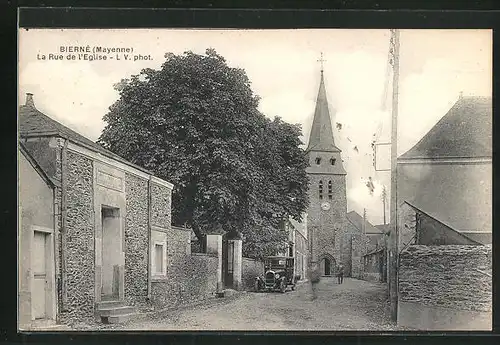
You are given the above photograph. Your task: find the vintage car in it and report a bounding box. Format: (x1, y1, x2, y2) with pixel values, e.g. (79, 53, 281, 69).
(254, 256, 300, 293)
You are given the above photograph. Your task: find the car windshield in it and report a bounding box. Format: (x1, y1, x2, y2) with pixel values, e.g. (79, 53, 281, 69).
(265, 259, 286, 268)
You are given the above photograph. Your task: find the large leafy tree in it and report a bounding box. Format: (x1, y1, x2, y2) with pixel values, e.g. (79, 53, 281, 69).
(98, 48, 308, 258)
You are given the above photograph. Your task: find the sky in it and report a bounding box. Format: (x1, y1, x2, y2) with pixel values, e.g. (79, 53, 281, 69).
(18, 29, 492, 226)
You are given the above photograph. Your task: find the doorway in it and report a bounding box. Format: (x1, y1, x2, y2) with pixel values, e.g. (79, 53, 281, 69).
(31, 229, 54, 321)
(324, 258, 331, 276)
(319, 255, 336, 276)
(222, 239, 234, 288)
(101, 207, 121, 300)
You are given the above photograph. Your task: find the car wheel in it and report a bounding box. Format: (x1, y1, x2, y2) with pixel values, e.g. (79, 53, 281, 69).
(280, 280, 286, 293)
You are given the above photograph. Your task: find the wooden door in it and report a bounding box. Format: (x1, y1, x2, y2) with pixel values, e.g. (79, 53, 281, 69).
(223, 239, 234, 288)
(324, 258, 331, 276)
(32, 231, 47, 319)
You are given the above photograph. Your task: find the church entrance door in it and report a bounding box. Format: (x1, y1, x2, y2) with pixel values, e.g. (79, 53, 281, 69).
(324, 258, 331, 276)
(319, 255, 335, 276)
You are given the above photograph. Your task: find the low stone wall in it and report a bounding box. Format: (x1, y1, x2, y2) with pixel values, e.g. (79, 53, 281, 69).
(241, 257, 264, 291)
(398, 245, 492, 330)
(151, 253, 218, 309)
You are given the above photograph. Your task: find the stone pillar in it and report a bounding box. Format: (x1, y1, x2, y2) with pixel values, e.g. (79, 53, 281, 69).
(229, 239, 243, 291)
(206, 234, 223, 293)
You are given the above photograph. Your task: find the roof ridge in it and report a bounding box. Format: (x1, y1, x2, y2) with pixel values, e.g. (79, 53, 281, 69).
(346, 210, 382, 233)
(19, 104, 88, 140)
(460, 95, 492, 99)
(18, 105, 171, 181)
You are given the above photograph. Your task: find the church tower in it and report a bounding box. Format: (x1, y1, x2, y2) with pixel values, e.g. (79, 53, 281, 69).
(306, 61, 347, 276)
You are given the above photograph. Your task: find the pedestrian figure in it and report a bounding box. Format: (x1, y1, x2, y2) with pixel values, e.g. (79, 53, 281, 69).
(309, 262, 321, 301)
(337, 264, 344, 284)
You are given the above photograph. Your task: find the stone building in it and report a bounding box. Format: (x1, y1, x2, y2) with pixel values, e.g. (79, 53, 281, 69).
(396, 95, 492, 330)
(341, 211, 388, 283)
(286, 216, 308, 281)
(344, 211, 381, 278)
(18, 94, 179, 328)
(397, 95, 492, 246)
(305, 68, 364, 277)
(362, 247, 386, 283)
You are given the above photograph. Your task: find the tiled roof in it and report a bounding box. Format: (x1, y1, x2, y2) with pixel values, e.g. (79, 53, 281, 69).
(18, 104, 156, 177)
(456, 232, 491, 245)
(375, 224, 390, 234)
(289, 217, 308, 240)
(399, 96, 492, 160)
(19, 105, 100, 148)
(19, 142, 57, 187)
(403, 201, 483, 245)
(346, 211, 383, 234)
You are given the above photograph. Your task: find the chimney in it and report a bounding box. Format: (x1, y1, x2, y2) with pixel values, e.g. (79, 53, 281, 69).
(459, 91, 464, 99)
(25, 93, 35, 107)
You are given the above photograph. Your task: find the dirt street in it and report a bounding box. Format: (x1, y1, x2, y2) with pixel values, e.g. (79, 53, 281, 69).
(108, 277, 412, 331)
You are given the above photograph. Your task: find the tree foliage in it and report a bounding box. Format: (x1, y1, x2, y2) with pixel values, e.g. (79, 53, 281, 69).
(98, 48, 309, 258)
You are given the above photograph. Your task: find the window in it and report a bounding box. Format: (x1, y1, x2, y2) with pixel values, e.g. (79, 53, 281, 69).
(328, 180, 333, 199)
(315, 157, 322, 165)
(319, 180, 323, 199)
(330, 158, 336, 165)
(154, 243, 164, 274)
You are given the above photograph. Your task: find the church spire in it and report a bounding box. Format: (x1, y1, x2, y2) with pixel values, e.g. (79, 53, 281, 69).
(306, 56, 340, 153)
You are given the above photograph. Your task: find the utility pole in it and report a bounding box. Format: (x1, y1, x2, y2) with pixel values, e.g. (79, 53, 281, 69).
(388, 28, 400, 323)
(363, 208, 366, 234)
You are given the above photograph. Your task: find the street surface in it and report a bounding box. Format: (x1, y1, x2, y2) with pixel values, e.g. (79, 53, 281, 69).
(105, 277, 412, 331)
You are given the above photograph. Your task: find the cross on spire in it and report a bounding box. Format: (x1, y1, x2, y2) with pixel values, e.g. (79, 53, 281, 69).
(317, 52, 326, 73)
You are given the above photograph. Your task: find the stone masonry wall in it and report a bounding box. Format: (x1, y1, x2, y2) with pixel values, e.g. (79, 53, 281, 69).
(351, 233, 368, 279)
(294, 232, 308, 280)
(242, 258, 264, 291)
(307, 174, 347, 264)
(165, 226, 191, 260)
(340, 233, 352, 276)
(399, 245, 492, 312)
(124, 173, 149, 306)
(59, 151, 95, 324)
(151, 183, 171, 229)
(151, 253, 218, 309)
(151, 226, 217, 309)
